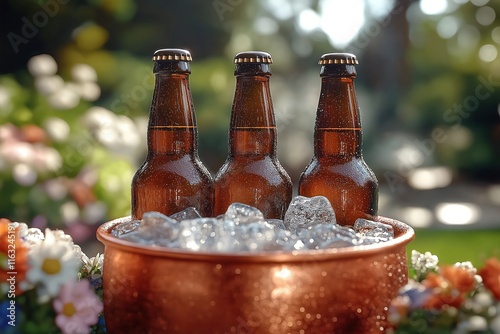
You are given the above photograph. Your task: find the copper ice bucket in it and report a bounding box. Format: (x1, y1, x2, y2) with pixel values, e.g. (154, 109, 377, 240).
(97, 216, 414, 334)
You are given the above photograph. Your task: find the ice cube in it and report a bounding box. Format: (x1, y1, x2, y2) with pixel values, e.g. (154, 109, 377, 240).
(266, 219, 286, 230)
(177, 218, 219, 251)
(139, 211, 178, 240)
(322, 235, 357, 249)
(113, 203, 392, 253)
(111, 220, 141, 237)
(335, 224, 358, 240)
(224, 203, 265, 225)
(120, 231, 156, 246)
(272, 228, 299, 250)
(284, 196, 336, 232)
(238, 221, 277, 251)
(169, 207, 202, 222)
(276, 229, 306, 251)
(354, 218, 394, 244)
(297, 224, 355, 250)
(216, 225, 240, 252)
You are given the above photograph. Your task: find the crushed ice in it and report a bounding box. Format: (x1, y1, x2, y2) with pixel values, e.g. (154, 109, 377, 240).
(112, 196, 394, 252)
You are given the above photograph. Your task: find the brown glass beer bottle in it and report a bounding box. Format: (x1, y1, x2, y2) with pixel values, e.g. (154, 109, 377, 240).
(214, 51, 293, 219)
(131, 49, 213, 219)
(299, 53, 378, 226)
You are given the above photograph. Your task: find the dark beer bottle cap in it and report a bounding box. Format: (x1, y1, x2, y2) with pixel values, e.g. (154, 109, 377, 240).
(319, 53, 357, 77)
(234, 51, 273, 64)
(318, 53, 358, 65)
(152, 49, 192, 74)
(233, 51, 272, 76)
(152, 49, 192, 62)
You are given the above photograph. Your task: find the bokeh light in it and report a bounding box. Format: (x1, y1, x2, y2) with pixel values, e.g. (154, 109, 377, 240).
(476, 6, 496, 26)
(319, 0, 365, 47)
(394, 207, 434, 228)
(435, 203, 481, 225)
(437, 16, 460, 39)
(408, 167, 453, 190)
(479, 44, 498, 62)
(420, 0, 448, 15)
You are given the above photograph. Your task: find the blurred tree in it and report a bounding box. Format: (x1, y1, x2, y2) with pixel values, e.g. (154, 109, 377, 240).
(0, 0, 499, 235)
(401, 0, 500, 180)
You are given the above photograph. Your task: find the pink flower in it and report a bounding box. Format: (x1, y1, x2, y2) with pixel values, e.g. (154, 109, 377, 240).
(53, 280, 103, 334)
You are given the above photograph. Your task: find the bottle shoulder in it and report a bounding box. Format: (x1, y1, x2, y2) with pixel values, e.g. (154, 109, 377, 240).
(215, 156, 291, 183)
(134, 155, 213, 180)
(301, 156, 377, 182)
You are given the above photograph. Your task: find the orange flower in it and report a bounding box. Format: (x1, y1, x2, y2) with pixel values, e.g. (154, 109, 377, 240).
(478, 258, 500, 300)
(441, 265, 476, 294)
(1, 218, 29, 295)
(422, 272, 446, 289)
(422, 265, 476, 309)
(424, 292, 463, 309)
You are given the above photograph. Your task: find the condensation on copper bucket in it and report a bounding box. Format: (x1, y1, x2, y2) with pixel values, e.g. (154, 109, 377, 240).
(97, 216, 414, 334)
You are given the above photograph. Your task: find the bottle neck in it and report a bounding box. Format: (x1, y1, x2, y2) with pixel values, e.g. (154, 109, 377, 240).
(147, 72, 198, 155)
(229, 75, 277, 156)
(314, 76, 362, 158)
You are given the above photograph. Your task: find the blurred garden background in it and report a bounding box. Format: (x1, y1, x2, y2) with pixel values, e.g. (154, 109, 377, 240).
(0, 0, 499, 264)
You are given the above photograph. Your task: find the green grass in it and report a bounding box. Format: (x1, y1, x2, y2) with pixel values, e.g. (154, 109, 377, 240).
(407, 229, 500, 267)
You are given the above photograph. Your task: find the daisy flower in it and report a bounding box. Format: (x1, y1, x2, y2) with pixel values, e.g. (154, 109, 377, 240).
(26, 229, 79, 301)
(19, 226, 45, 246)
(53, 280, 103, 334)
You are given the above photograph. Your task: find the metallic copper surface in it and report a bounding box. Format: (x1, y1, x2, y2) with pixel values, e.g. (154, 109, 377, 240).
(97, 216, 414, 334)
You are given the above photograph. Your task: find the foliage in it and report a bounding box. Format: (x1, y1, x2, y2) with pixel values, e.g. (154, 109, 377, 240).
(0, 0, 499, 229)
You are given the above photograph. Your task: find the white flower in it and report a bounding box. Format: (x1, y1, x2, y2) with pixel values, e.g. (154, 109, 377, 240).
(20, 227, 45, 246)
(27, 54, 58, 77)
(34, 75, 64, 96)
(43, 117, 70, 142)
(51, 229, 74, 243)
(48, 229, 84, 261)
(455, 261, 477, 275)
(82, 253, 104, 275)
(48, 85, 80, 109)
(78, 81, 101, 101)
(71, 64, 98, 82)
(26, 229, 79, 301)
(13, 163, 37, 186)
(72, 244, 84, 263)
(411, 250, 439, 273)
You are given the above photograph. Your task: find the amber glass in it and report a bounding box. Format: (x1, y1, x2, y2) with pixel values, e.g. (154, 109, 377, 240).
(131, 49, 213, 219)
(299, 53, 378, 226)
(214, 51, 292, 219)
